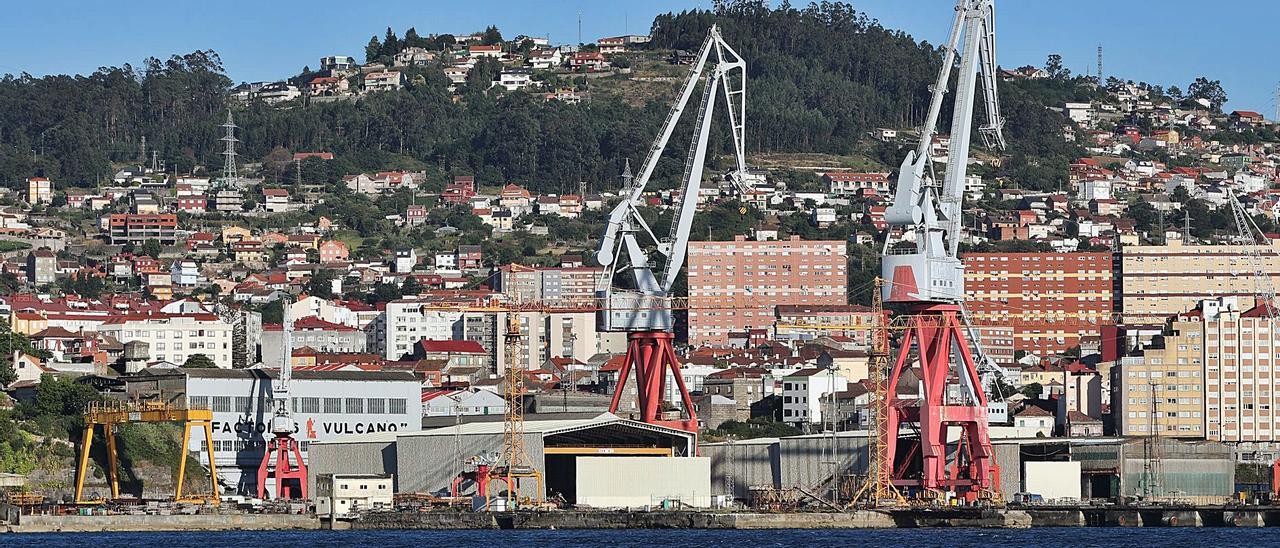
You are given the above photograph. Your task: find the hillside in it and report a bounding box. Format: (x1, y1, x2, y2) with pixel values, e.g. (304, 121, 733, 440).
(0, 1, 1081, 198)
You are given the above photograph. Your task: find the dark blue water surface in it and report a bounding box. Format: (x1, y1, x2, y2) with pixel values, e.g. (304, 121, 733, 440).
(6, 528, 1277, 547)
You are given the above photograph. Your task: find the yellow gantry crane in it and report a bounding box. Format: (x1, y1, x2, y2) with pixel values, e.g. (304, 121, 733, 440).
(75, 400, 220, 504)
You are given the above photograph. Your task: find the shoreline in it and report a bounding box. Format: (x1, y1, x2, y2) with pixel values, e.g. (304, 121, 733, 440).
(8, 506, 1280, 532)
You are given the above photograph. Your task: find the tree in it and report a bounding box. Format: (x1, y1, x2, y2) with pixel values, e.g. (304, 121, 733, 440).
(1187, 76, 1228, 112)
(401, 274, 422, 296)
(306, 268, 336, 299)
(140, 239, 162, 258)
(365, 36, 382, 63)
(183, 354, 217, 368)
(1166, 85, 1182, 99)
(1020, 382, 1044, 400)
(480, 25, 503, 46)
(1044, 53, 1069, 79)
(261, 298, 284, 324)
(988, 377, 1017, 401)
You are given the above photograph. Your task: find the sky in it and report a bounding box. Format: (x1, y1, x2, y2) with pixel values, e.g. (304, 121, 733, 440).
(0, 1, 1273, 114)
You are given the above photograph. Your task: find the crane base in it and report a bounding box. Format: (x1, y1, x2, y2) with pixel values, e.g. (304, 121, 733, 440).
(885, 304, 996, 499)
(257, 434, 308, 500)
(608, 331, 699, 434)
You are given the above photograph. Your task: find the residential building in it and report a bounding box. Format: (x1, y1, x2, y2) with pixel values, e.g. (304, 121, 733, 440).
(1119, 241, 1280, 328)
(823, 172, 890, 196)
(262, 188, 290, 213)
(102, 214, 178, 245)
(497, 69, 534, 91)
(261, 317, 367, 367)
(687, 236, 847, 347)
(962, 252, 1114, 355)
(213, 190, 244, 212)
(319, 240, 349, 263)
(773, 304, 876, 348)
(27, 177, 52, 205)
(363, 71, 404, 93)
(26, 249, 57, 285)
(781, 368, 850, 426)
(98, 313, 234, 368)
(170, 260, 200, 286)
(492, 264, 602, 303)
(320, 55, 356, 72)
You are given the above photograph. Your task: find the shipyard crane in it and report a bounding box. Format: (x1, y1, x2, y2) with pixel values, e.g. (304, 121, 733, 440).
(258, 304, 308, 499)
(880, 0, 1005, 500)
(596, 25, 748, 433)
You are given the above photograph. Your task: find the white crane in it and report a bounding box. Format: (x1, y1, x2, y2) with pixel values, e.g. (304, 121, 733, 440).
(595, 25, 748, 432)
(257, 302, 308, 499)
(882, 0, 1004, 305)
(596, 25, 748, 331)
(270, 305, 295, 437)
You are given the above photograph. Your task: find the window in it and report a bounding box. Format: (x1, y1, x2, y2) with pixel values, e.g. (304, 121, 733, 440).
(212, 396, 232, 413)
(301, 397, 321, 414)
(324, 398, 342, 413)
(368, 398, 386, 414)
(389, 398, 407, 414)
(345, 398, 364, 414)
(235, 396, 251, 414)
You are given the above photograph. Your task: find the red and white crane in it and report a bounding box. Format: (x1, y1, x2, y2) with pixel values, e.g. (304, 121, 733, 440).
(257, 303, 308, 499)
(880, 0, 1005, 500)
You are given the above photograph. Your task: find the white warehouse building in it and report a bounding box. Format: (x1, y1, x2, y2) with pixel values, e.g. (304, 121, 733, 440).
(124, 367, 422, 496)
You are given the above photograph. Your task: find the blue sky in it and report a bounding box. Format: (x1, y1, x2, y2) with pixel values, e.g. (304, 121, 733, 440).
(1, 1, 1272, 113)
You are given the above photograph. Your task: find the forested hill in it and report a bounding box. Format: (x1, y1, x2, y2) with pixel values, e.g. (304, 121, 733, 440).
(0, 1, 1082, 194)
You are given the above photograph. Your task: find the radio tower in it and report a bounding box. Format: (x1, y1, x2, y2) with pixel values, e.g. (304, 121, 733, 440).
(1096, 44, 1103, 81)
(220, 110, 240, 184)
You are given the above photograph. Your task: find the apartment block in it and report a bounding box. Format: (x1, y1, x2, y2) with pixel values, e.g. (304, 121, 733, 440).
(963, 252, 1113, 355)
(492, 264, 603, 303)
(1119, 241, 1280, 328)
(688, 235, 847, 347)
(98, 313, 234, 368)
(102, 213, 178, 245)
(773, 304, 876, 348)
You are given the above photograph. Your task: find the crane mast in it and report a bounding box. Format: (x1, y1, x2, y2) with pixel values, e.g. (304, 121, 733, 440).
(880, 0, 1005, 501)
(595, 25, 748, 432)
(257, 303, 308, 500)
(883, 0, 1004, 304)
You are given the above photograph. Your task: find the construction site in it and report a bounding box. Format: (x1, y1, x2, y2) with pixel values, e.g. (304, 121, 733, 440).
(10, 0, 1280, 533)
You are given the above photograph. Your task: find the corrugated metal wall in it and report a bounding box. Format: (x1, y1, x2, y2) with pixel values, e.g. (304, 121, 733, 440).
(307, 441, 395, 495)
(1121, 458, 1234, 498)
(993, 443, 1021, 500)
(394, 433, 545, 496)
(778, 434, 869, 489)
(704, 440, 780, 499)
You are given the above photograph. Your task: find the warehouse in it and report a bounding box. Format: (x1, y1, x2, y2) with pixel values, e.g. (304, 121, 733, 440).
(123, 367, 422, 495)
(309, 413, 706, 507)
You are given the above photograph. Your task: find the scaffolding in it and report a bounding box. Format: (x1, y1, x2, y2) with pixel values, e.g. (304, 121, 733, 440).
(74, 400, 219, 504)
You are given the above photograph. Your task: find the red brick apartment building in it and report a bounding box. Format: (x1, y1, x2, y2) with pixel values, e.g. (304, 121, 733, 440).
(962, 252, 1113, 356)
(688, 235, 847, 347)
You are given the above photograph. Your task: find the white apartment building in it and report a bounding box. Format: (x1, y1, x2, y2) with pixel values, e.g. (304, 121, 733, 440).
(781, 368, 850, 426)
(98, 313, 234, 368)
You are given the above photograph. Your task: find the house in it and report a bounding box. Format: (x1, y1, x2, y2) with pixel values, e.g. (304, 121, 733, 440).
(442, 176, 476, 204)
(597, 36, 627, 54)
(527, 48, 562, 70)
(405, 205, 428, 226)
(318, 240, 349, 263)
(468, 44, 503, 59)
(262, 188, 290, 213)
(256, 82, 301, 104)
(293, 152, 335, 162)
(232, 240, 268, 266)
(394, 249, 417, 274)
(1230, 110, 1265, 128)
(393, 47, 436, 67)
(363, 71, 404, 93)
(416, 339, 490, 372)
(456, 245, 482, 271)
(176, 195, 207, 213)
(170, 259, 200, 286)
(824, 172, 890, 196)
(569, 52, 607, 71)
(7, 352, 46, 389)
(1014, 405, 1053, 437)
(320, 55, 356, 73)
(497, 69, 534, 91)
(306, 76, 349, 96)
(422, 389, 507, 417)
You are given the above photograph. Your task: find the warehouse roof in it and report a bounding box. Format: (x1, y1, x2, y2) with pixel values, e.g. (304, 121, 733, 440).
(313, 412, 695, 446)
(135, 366, 417, 382)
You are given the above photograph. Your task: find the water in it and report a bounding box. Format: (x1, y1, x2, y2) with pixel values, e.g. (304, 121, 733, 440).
(7, 528, 1275, 547)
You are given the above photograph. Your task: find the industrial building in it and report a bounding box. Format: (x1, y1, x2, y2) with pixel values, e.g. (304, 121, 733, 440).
(309, 413, 707, 507)
(702, 434, 1234, 505)
(123, 367, 422, 495)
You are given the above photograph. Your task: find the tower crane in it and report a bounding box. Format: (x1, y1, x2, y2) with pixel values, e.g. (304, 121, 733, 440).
(257, 303, 308, 499)
(880, 0, 1005, 500)
(596, 25, 748, 433)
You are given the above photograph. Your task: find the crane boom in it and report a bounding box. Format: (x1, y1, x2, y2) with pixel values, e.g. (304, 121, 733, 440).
(883, 0, 1005, 305)
(595, 25, 748, 332)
